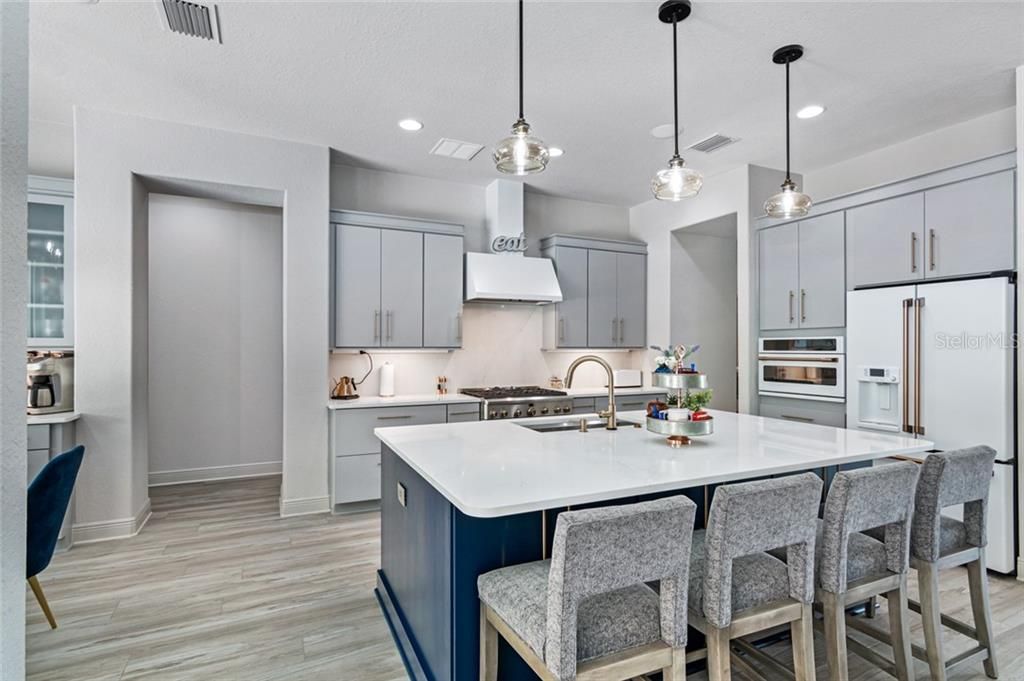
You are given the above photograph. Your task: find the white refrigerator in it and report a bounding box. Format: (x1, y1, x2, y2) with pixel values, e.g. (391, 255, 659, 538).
(846, 276, 1016, 573)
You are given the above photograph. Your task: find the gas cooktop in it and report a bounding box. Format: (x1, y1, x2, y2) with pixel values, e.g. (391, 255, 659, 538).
(459, 386, 567, 400)
(459, 386, 573, 419)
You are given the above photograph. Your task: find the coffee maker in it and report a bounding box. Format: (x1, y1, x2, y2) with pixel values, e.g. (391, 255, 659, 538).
(27, 351, 75, 415)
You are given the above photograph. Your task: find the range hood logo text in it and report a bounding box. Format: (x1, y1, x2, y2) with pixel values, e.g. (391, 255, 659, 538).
(491, 233, 528, 253)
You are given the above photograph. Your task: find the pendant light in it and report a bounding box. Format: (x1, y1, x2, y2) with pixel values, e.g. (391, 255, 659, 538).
(764, 44, 813, 218)
(493, 0, 549, 175)
(651, 0, 702, 201)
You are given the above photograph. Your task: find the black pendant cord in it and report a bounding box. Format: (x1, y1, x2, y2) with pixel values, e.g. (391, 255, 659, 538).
(518, 0, 524, 121)
(672, 17, 680, 158)
(784, 57, 791, 182)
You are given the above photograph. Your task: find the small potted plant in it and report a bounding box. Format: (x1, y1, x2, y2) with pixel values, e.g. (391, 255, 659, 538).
(681, 388, 713, 420)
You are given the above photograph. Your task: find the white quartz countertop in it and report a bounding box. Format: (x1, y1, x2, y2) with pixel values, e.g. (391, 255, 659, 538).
(27, 411, 81, 425)
(375, 409, 932, 518)
(327, 386, 666, 410)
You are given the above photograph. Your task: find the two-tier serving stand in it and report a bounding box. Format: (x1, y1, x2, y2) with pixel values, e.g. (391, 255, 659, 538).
(646, 372, 713, 447)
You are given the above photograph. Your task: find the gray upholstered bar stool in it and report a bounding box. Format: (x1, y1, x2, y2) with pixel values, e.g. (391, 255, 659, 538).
(908, 446, 999, 681)
(788, 463, 920, 681)
(478, 496, 697, 681)
(688, 473, 823, 681)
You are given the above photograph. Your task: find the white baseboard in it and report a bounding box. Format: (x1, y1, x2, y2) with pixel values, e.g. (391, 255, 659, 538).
(148, 461, 282, 486)
(279, 495, 330, 517)
(72, 497, 151, 545)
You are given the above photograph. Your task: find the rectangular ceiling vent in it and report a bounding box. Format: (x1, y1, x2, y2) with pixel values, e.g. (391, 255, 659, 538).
(156, 0, 222, 42)
(430, 138, 484, 161)
(687, 133, 738, 154)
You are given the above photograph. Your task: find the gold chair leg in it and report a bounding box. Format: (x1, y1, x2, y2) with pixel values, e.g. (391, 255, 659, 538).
(967, 553, 998, 679)
(27, 576, 57, 629)
(887, 579, 913, 681)
(479, 603, 498, 681)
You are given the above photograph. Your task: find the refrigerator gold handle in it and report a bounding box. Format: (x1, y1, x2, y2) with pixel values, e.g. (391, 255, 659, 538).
(902, 298, 912, 434)
(915, 297, 925, 436)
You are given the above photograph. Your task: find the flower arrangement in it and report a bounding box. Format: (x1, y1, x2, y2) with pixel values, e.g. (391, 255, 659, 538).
(650, 344, 700, 373)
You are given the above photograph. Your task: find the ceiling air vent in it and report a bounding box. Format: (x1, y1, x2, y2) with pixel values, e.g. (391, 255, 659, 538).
(155, 0, 221, 42)
(430, 138, 484, 161)
(687, 133, 738, 154)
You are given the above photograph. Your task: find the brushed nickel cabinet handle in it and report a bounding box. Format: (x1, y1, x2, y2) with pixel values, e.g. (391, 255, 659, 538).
(781, 414, 814, 423)
(377, 414, 413, 421)
(558, 317, 565, 342)
(619, 319, 625, 345)
(456, 313, 463, 342)
(800, 289, 806, 323)
(788, 291, 795, 323)
(911, 232, 918, 272)
(612, 318, 618, 345)
(929, 228, 936, 271)
(386, 311, 393, 341)
(448, 410, 478, 417)
(374, 310, 380, 341)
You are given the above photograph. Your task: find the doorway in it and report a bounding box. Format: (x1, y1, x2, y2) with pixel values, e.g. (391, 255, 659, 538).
(670, 214, 739, 412)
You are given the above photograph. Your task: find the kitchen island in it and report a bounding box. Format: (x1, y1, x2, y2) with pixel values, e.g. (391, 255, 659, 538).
(374, 410, 931, 681)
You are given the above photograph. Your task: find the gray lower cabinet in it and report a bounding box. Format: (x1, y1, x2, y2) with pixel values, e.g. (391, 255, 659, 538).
(797, 212, 846, 328)
(758, 395, 845, 428)
(758, 223, 799, 330)
(445, 405, 481, 423)
(27, 420, 78, 549)
(423, 234, 465, 348)
(587, 250, 618, 347)
(924, 170, 1015, 279)
(614, 392, 662, 413)
(572, 397, 597, 413)
(333, 453, 382, 505)
(332, 211, 464, 350)
(550, 246, 588, 348)
(846, 193, 925, 289)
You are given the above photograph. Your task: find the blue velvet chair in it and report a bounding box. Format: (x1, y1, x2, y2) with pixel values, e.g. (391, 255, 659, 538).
(27, 445, 84, 629)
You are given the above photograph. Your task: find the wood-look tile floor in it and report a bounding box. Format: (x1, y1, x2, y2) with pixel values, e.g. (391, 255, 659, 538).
(26, 477, 1024, 681)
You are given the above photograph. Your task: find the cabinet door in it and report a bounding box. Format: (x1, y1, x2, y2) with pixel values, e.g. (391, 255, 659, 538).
(846, 193, 924, 288)
(422, 233, 464, 348)
(335, 225, 381, 348)
(333, 453, 382, 504)
(552, 246, 588, 348)
(381, 229, 423, 347)
(27, 193, 74, 347)
(616, 253, 646, 348)
(924, 171, 1015, 279)
(797, 213, 845, 328)
(587, 249, 618, 347)
(758, 223, 799, 330)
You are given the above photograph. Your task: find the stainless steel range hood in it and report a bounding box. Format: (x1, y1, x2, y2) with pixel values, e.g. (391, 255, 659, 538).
(464, 181, 562, 304)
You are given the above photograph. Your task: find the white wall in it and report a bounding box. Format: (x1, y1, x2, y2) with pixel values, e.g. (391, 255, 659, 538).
(670, 217, 738, 412)
(0, 3, 28, 677)
(804, 107, 1016, 201)
(1016, 66, 1023, 580)
(147, 194, 283, 485)
(74, 108, 330, 533)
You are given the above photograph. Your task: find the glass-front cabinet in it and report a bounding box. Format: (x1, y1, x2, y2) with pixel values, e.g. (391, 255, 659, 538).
(27, 177, 74, 348)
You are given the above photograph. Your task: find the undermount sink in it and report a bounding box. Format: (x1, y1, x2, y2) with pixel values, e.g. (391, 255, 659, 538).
(518, 418, 642, 433)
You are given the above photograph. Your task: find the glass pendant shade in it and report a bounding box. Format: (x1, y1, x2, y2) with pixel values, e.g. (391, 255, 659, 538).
(764, 179, 813, 218)
(493, 120, 549, 176)
(652, 156, 703, 201)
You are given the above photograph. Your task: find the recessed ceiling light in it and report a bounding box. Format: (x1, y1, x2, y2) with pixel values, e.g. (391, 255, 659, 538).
(548, 147, 564, 158)
(398, 119, 423, 132)
(796, 104, 825, 119)
(650, 123, 683, 139)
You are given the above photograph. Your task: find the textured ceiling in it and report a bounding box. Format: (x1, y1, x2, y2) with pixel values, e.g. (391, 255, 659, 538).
(29, 1, 1024, 206)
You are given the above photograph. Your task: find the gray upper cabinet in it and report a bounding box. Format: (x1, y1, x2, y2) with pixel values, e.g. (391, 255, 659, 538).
(550, 246, 588, 348)
(332, 211, 463, 350)
(335, 225, 382, 347)
(616, 252, 646, 348)
(923, 170, 1015, 280)
(541, 235, 648, 350)
(846, 193, 925, 289)
(797, 212, 845, 328)
(587, 249, 618, 348)
(423, 233, 464, 348)
(758, 223, 799, 330)
(380, 229, 423, 348)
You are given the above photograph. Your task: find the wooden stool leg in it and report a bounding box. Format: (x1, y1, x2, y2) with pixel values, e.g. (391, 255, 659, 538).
(707, 626, 732, 681)
(917, 562, 947, 681)
(967, 553, 998, 679)
(821, 592, 848, 681)
(791, 602, 817, 681)
(662, 646, 686, 681)
(865, 595, 877, 619)
(887, 578, 913, 681)
(27, 576, 57, 629)
(479, 603, 498, 681)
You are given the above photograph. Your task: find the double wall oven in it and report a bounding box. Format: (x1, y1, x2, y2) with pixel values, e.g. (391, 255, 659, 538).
(757, 336, 845, 402)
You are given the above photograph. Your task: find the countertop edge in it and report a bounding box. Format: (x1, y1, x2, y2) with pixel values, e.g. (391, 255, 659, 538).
(328, 386, 667, 410)
(27, 411, 81, 425)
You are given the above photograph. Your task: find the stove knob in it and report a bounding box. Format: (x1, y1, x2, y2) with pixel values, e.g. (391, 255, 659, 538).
(552, 406, 562, 414)
(500, 409, 508, 418)
(564, 405, 572, 413)
(527, 407, 536, 417)
(513, 409, 523, 418)
(540, 407, 549, 414)
(488, 410, 497, 419)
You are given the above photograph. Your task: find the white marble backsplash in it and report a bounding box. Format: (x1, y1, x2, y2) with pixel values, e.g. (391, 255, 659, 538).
(329, 304, 645, 396)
